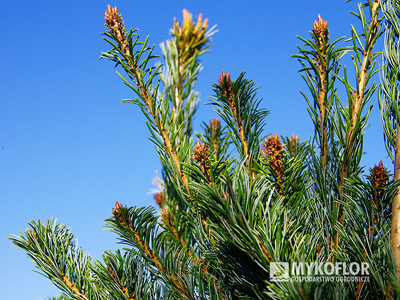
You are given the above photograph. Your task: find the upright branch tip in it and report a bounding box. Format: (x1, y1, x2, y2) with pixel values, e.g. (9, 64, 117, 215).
(209, 117, 221, 133)
(262, 133, 285, 189)
(193, 140, 210, 162)
(104, 4, 130, 56)
(218, 70, 233, 98)
(112, 201, 130, 227)
(370, 161, 391, 192)
(172, 9, 209, 56)
(313, 14, 329, 46)
(288, 133, 299, 155)
(193, 140, 212, 183)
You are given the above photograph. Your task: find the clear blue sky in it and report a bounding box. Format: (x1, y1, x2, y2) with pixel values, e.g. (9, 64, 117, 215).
(1, 1, 389, 299)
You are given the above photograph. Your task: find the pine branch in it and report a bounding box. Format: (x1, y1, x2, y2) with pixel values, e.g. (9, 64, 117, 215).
(341, 0, 382, 184)
(211, 71, 269, 177)
(108, 203, 198, 299)
(93, 250, 164, 300)
(9, 219, 99, 300)
(103, 5, 191, 193)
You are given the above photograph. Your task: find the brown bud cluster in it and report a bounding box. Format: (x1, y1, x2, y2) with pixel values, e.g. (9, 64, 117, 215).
(209, 118, 221, 158)
(369, 161, 391, 202)
(154, 192, 165, 208)
(193, 140, 212, 183)
(262, 133, 285, 188)
(112, 201, 130, 227)
(218, 70, 233, 99)
(172, 9, 209, 57)
(312, 15, 329, 61)
(209, 117, 221, 134)
(313, 15, 329, 43)
(104, 5, 130, 56)
(193, 140, 210, 162)
(288, 133, 299, 155)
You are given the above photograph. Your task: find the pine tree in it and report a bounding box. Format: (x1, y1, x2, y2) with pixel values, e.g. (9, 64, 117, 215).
(10, 1, 400, 299)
